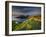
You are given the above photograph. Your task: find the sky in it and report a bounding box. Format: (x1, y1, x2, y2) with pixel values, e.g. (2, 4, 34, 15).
(12, 6, 41, 16)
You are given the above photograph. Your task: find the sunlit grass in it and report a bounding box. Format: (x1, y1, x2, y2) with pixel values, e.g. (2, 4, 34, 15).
(12, 16, 41, 31)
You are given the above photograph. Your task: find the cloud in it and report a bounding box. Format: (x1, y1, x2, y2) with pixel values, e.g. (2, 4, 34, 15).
(12, 6, 41, 16)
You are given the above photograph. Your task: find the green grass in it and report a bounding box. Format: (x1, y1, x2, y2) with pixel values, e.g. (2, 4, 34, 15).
(12, 16, 41, 31)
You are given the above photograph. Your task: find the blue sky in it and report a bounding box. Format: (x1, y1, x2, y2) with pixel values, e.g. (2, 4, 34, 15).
(12, 6, 41, 16)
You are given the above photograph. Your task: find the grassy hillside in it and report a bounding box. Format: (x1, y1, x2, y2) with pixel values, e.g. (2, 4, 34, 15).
(12, 16, 41, 31)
